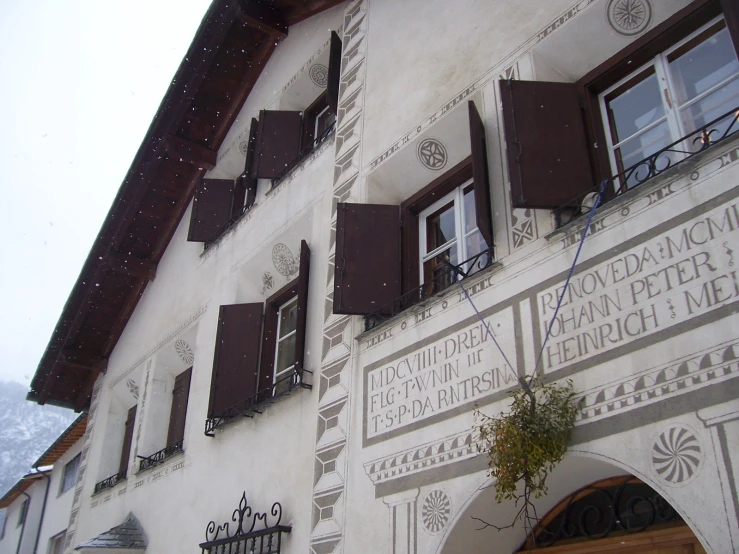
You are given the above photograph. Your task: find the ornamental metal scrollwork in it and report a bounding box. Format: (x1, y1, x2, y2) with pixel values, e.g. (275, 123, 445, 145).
(204, 492, 283, 543)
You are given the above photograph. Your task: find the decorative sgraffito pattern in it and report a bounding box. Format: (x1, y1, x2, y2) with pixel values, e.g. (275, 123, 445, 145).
(272, 243, 299, 277)
(310, 3, 368, 553)
(417, 138, 448, 171)
(126, 378, 139, 400)
(310, 64, 329, 87)
(364, 430, 476, 485)
(651, 424, 703, 486)
(607, 0, 652, 36)
(421, 490, 451, 534)
(511, 208, 537, 249)
(175, 339, 194, 364)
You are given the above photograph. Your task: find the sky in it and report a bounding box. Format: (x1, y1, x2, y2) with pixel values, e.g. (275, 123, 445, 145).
(0, 0, 212, 385)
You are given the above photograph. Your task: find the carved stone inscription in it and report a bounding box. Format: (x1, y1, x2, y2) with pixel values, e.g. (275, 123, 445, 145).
(539, 199, 739, 372)
(365, 308, 517, 440)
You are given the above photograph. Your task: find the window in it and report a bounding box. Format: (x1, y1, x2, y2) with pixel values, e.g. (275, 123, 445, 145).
(119, 406, 136, 477)
(17, 499, 27, 527)
(500, 1, 739, 212)
(48, 531, 66, 554)
(206, 241, 311, 435)
(1, 510, 6, 539)
(333, 100, 494, 318)
(59, 453, 80, 495)
(601, 17, 739, 188)
(166, 367, 192, 449)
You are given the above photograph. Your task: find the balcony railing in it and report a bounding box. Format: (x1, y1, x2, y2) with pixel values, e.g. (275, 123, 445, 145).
(137, 440, 183, 473)
(555, 105, 739, 227)
(93, 470, 127, 495)
(364, 247, 495, 332)
(204, 368, 312, 437)
(270, 120, 336, 186)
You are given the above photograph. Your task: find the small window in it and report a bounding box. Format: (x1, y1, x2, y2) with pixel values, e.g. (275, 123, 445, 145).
(49, 531, 66, 554)
(274, 296, 299, 395)
(59, 453, 81, 495)
(600, 17, 739, 188)
(1, 511, 7, 540)
(17, 499, 27, 527)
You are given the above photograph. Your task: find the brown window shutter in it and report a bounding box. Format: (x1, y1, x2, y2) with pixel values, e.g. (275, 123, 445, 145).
(187, 178, 235, 242)
(295, 240, 311, 372)
(327, 31, 342, 115)
(259, 299, 280, 399)
(208, 303, 263, 418)
(722, 0, 739, 56)
(253, 110, 303, 179)
(119, 406, 136, 475)
(500, 79, 594, 209)
(468, 100, 494, 249)
(334, 203, 401, 315)
(166, 367, 192, 447)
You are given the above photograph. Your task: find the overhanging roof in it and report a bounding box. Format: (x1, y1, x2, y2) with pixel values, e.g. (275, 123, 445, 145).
(0, 470, 51, 509)
(75, 512, 146, 551)
(33, 414, 87, 468)
(28, 0, 345, 411)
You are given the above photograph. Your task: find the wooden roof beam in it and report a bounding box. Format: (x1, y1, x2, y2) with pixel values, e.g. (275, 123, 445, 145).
(164, 134, 217, 169)
(105, 251, 157, 282)
(237, 0, 288, 40)
(60, 349, 109, 373)
(75, 370, 102, 412)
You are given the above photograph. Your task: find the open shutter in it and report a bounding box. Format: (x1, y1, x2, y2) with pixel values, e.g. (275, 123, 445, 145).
(327, 31, 343, 115)
(334, 203, 401, 315)
(119, 406, 136, 475)
(208, 303, 263, 418)
(295, 240, 311, 372)
(240, 118, 260, 209)
(500, 80, 594, 209)
(722, 0, 739, 56)
(468, 101, 494, 249)
(253, 110, 303, 179)
(166, 367, 192, 447)
(187, 178, 235, 242)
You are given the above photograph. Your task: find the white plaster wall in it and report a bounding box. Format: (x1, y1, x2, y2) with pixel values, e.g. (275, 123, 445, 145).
(0, 479, 48, 554)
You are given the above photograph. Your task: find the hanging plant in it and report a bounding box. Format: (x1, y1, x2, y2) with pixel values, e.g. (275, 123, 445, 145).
(474, 376, 579, 536)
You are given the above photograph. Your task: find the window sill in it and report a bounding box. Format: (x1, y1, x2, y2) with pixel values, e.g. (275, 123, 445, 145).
(92, 471, 127, 496)
(204, 368, 312, 437)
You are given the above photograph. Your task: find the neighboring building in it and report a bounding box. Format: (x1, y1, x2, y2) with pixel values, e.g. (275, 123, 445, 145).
(0, 470, 49, 554)
(25, 0, 739, 553)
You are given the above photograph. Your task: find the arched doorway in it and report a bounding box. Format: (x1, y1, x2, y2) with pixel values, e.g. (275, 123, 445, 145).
(518, 475, 704, 553)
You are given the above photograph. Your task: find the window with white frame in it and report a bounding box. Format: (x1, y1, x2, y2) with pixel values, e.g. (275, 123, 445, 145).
(48, 531, 66, 554)
(273, 296, 299, 395)
(59, 453, 80, 495)
(600, 16, 739, 188)
(419, 179, 489, 292)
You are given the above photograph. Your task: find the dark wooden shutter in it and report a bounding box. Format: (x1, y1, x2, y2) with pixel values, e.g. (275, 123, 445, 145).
(119, 406, 136, 475)
(187, 178, 235, 242)
(295, 240, 311, 372)
(334, 203, 401, 315)
(500, 80, 594, 209)
(722, 0, 739, 56)
(166, 367, 192, 447)
(253, 110, 303, 179)
(327, 31, 343, 115)
(468, 101, 494, 249)
(208, 303, 263, 417)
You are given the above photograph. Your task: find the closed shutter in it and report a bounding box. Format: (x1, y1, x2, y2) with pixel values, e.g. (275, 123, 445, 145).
(500, 80, 594, 209)
(333, 203, 401, 315)
(468, 101, 494, 249)
(187, 178, 235, 242)
(327, 31, 343, 115)
(166, 367, 192, 447)
(253, 110, 303, 179)
(119, 406, 136, 475)
(722, 0, 739, 56)
(240, 118, 260, 208)
(294, 240, 311, 372)
(208, 303, 263, 418)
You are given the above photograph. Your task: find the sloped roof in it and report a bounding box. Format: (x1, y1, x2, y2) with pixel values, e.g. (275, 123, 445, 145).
(33, 413, 87, 468)
(27, 0, 344, 411)
(0, 469, 51, 509)
(75, 513, 147, 550)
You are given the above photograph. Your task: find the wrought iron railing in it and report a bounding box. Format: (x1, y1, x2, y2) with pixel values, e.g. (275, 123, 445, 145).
(93, 470, 127, 495)
(136, 440, 183, 473)
(364, 246, 495, 332)
(204, 368, 312, 437)
(200, 492, 290, 554)
(271, 120, 336, 186)
(555, 105, 739, 227)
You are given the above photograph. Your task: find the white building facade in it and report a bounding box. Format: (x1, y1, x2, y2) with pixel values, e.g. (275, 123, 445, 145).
(28, 1, 739, 553)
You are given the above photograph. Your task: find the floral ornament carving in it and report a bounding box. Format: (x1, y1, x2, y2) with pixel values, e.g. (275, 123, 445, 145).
(126, 379, 139, 400)
(175, 339, 194, 364)
(239, 140, 249, 157)
(421, 489, 451, 534)
(417, 138, 448, 171)
(651, 425, 702, 486)
(272, 244, 299, 277)
(607, 0, 652, 36)
(309, 64, 329, 87)
(260, 272, 275, 295)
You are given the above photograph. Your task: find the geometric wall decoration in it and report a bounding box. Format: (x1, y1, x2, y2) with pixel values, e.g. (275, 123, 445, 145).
(417, 138, 448, 171)
(651, 424, 703, 486)
(174, 339, 194, 364)
(310, 63, 329, 87)
(606, 0, 652, 36)
(421, 489, 452, 534)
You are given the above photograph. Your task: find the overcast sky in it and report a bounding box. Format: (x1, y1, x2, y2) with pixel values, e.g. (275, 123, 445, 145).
(0, 0, 212, 385)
